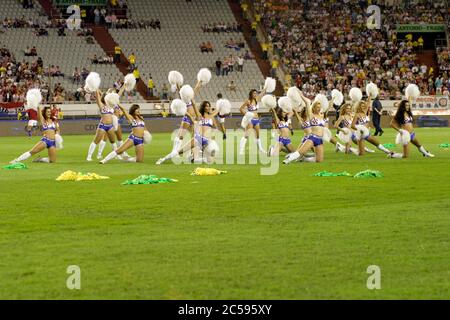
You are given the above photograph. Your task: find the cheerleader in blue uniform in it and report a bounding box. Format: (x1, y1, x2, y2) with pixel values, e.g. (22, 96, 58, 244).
(283, 97, 326, 164)
(10, 106, 57, 163)
(86, 85, 126, 161)
(239, 89, 266, 154)
(97, 103, 130, 159)
(389, 100, 434, 158)
(101, 104, 148, 163)
(156, 101, 218, 164)
(350, 97, 393, 156)
(334, 103, 358, 154)
(268, 107, 296, 156)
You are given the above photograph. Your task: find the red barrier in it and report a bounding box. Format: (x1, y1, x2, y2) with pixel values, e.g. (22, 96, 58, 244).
(0, 102, 24, 109)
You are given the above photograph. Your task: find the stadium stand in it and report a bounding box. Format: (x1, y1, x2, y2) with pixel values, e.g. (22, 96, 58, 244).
(250, 0, 449, 99)
(108, 0, 265, 101)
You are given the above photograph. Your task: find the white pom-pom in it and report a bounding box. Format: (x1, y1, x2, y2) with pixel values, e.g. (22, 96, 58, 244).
(170, 84, 177, 93)
(26, 88, 42, 110)
(287, 86, 302, 108)
(322, 127, 332, 143)
(85, 72, 101, 92)
(331, 89, 344, 105)
(205, 140, 219, 154)
(263, 77, 276, 93)
(241, 111, 255, 128)
(104, 92, 120, 108)
(261, 94, 277, 109)
(278, 96, 293, 113)
(143, 130, 152, 144)
(55, 133, 63, 149)
(168, 71, 184, 86)
(216, 99, 231, 115)
(405, 84, 420, 100)
(170, 98, 187, 116)
(112, 115, 119, 131)
(314, 94, 329, 113)
(366, 82, 379, 99)
(395, 129, 411, 145)
(349, 87, 363, 102)
(124, 73, 136, 92)
(197, 68, 212, 85)
(354, 125, 370, 140)
(338, 128, 352, 143)
(179, 85, 194, 104)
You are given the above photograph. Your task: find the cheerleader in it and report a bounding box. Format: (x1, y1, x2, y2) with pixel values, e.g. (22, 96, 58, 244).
(216, 93, 228, 140)
(389, 100, 434, 158)
(171, 81, 202, 153)
(323, 110, 345, 153)
(10, 106, 57, 163)
(334, 103, 358, 154)
(283, 98, 326, 164)
(156, 101, 218, 164)
(267, 107, 296, 156)
(86, 85, 126, 161)
(350, 97, 393, 156)
(97, 104, 130, 159)
(239, 89, 266, 155)
(101, 104, 148, 163)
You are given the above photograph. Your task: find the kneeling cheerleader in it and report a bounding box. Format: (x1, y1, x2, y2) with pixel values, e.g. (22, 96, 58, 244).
(268, 105, 296, 156)
(334, 103, 358, 155)
(389, 99, 434, 158)
(350, 95, 393, 156)
(100, 104, 150, 163)
(11, 105, 59, 164)
(283, 98, 326, 164)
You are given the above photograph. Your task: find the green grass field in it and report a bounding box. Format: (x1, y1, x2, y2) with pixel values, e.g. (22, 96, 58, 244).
(0, 128, 449, 299)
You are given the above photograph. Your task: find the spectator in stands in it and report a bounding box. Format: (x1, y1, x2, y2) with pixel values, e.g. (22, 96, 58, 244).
(221, 57, 229, 76)
(270, 57, 279, 78)
(161, 83, 168, 100)
(114, 45, 121, 63)
(200, 42, 208, 53)
(133, 67, 140, 82)
(73, 67, 81, 84)
(237, 55, 244, 72)
(215, 58, 222, 76)
(81, 67, 89, 80)
(148, 76, 154, 96)
(128, 52, 136, 68)
(227, 80, 237, 92)
(205, 42, 214, 53)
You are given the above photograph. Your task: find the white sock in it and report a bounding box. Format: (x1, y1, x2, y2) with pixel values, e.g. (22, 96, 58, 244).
(349, 147, 359, 155)
(172, 137, 181, 152)
(111, 142, 118, 151)
(377, 144, 391, 154)
(36, 157, 50, 163)
(336, 142, 345, 152)
(287, 151, 301, 162)
(419, 146, 429, 155)
(239, 137, 247, 153)
(303, 156, 316, 162)
(16, 151, 32, 162)
(257, 138, 265, 152)
(391, 153, 403, 158)
(101, 151, 117, 163)
(117, 140, 123, 147)
(87, 142, 97, 159)
(97, 140, 106, 157)
(124, 157, 136, 162)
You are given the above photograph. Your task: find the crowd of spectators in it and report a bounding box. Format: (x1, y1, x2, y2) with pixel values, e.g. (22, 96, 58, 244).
(250, 0, 449, 99)
(202, 22, 242, 33)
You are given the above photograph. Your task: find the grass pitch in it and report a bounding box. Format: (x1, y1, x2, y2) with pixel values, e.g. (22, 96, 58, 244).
(0, 128, 449, 299)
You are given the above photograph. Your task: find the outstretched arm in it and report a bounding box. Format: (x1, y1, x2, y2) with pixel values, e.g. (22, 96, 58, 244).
(270, 108, 280, 126)
(37, 106, 44, 124)
(117, 104, 133, 123)
(95, 89, 103, 110)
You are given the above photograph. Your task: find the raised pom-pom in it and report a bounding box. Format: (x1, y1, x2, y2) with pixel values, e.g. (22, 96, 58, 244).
(205, 140, 219, 155)
(170, 98, 187, 116)
(261, 94, 277, 109)
(170, 84, 177, 93)
(26, 88, 42, 110)
(314, 93, 329, 113)
(179, 85, 194, 103)
(104, 92, 120, 108)
(287, 86, 302, 108)
(168, 70, 184, 86)
(349, 87, 363, 102)
(143, 130, 152, 144)
(85, 72, 101, 92)
(263, 77, 276, 93)
(405, 84, 420, 100)
(366, 82, 379, 99)
(395, 129, 411, 145)
(216, 99, 231, 116)
(197, 68, 212, 85)
(331, 89, 344, 105)
(124, 73, 136, 92)
(278, 96, 293, 113)
(354, 125, 370, 140)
